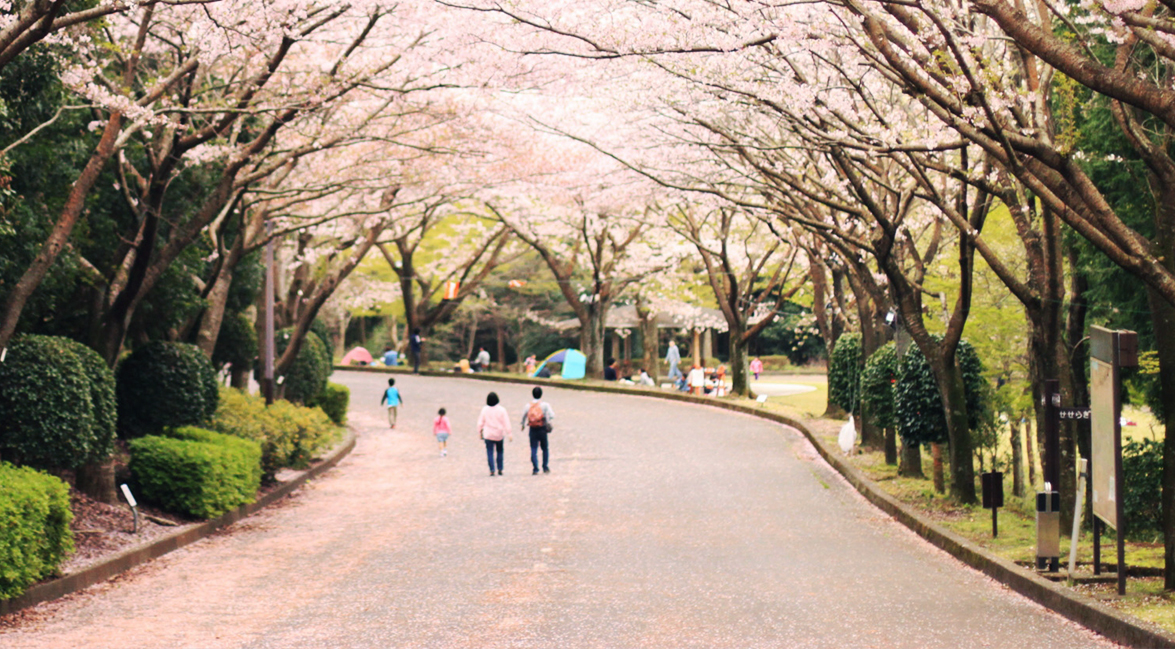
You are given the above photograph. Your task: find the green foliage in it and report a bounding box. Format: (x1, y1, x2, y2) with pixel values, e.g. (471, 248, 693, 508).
(207, 388, 339, 481)
(117, 341, 220, 438)
(0, 463, 74, 600)
(310, 319, 332, 356)
(860, 342, 898, 430)
(753, 304, 825, 365)
(894, 339, 988, 448)
(273, 328, 330, 404)
(128, 427, 261, 519)
(212, 312, 258, 372)
(0, 335, 106, 469)
(1123, 438, 1162, 540)
(309, 382, 350, 425)
(828, 333, 862, 414)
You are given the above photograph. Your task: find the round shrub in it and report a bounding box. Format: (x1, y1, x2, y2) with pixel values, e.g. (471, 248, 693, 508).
(828, 332, 862, 415)
(310, 319, 332, 355)
(129, 427, 261, 519)
(117, 341, 219, 438)
(310, 382, 350, 425)
(212, 311, 258, 372)
(276, 328, 329, 404)
(860, 342, 898, 430)
(0, 335, 98, 469)
(65, 339, 117, 462)
(894, 338, 986, 447)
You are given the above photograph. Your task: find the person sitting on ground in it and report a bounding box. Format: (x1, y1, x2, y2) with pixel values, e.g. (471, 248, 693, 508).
(476, 346, 491, 372)
(638, 368, 656, 386)
(603, 358, 618, 381)
(383, 345, 398, 367)
(688, 363, 706, 396)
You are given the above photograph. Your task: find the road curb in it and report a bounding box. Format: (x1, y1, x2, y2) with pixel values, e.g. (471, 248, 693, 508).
(341, 366, 1175, 648)
(0, 428, 357, 617)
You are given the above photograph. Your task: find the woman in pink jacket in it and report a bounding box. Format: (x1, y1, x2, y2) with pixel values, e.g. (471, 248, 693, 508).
(477, 392, 512, 476)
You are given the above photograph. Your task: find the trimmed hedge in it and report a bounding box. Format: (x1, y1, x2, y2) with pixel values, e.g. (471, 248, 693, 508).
(894, 338, 986, 447)
(211, 311, 258, 373)
(0, 335, 101, 469)
(828, 332, 862, 415)
(310, 382, 350, 425)
(128, 427, 261, 519)
(117, 341, 220, 438)
(276, 328, 330, 404)
(208, 388, 339, 481)
(860, 342, 898, 430)
(66, 339, 118, 462)
(0, 463, 74, 599)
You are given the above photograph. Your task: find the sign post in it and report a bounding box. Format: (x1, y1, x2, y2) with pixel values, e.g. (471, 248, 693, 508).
(1089, 326, 1137, 596)
(981, 471, 1003, 537)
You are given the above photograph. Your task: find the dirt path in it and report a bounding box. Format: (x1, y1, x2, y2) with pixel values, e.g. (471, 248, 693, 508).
(0, 371, 1116, 648)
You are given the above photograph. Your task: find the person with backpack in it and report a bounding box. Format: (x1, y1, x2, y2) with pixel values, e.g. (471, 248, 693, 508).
(520, 386, 555, 475)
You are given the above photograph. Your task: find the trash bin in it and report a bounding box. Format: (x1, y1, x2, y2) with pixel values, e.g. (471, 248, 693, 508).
(1036, 489, 1061, 571)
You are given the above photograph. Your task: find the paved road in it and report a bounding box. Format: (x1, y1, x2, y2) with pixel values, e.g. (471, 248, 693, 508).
(1, 371, 1114, 648)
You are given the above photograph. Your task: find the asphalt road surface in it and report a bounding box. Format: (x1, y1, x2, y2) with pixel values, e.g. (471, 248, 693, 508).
(1, 371, 1116, 648)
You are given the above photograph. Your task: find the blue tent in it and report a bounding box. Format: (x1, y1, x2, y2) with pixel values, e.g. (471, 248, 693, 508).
(531, 348, 586, 380)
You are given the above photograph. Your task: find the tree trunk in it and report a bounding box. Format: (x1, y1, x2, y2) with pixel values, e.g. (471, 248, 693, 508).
(75, 459, 117, 505)
(1147, 286, 1175, 590)
(899, 441, 924, 478)
(691, 327, 701, 367)
(729, 325, 750, 396)
(884, 426, 897, 466)
(638, 302, 658, 383)
(496, 324, 506, 372)
(933, 356, 978, 504)
(580, 305, 608, 376)
(230, 364, 250, 389)
(1025, 412, 1037, 489)
(1011, 416, 1025, 498)
(194, 253, 239, 356)
(931, 442, 945, 494)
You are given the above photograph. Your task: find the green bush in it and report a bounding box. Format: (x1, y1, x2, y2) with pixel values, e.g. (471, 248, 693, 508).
(65, 339, 118, 462)
(860, 342, 898, 430)
(211, 311, 258, 373)
(828, 333, 862, 415)
(309, 382, 350, 425)
(0, 335, 101, 469)
(0, 463, 74, 599)
(310, 319, 332, 356)
(207, 388, 339, 480)
(275, 328, 330, 404)
(117, 341, 220, 438)
(893, 338, 987, 447)
(1123, 437, 1162, 540)
(128, 427, 261, 519)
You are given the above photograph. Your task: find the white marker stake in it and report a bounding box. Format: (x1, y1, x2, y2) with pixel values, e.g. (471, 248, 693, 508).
(120, 484, 140, 533)
(276, 375, 285, 385)
(1, 347, 6, 363)
(756, 394, 769, 407)
(1069, 458, 1088, 575)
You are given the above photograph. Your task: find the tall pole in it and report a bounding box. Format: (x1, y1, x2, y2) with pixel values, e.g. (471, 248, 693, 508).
(262, 221, 276, 405)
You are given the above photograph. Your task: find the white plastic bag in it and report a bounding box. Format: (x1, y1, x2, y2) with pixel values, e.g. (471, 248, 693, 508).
(838, 414, 857, 454)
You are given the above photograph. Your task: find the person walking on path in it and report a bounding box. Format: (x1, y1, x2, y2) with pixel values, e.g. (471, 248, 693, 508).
(477, 392, 512, 476)
(521, 386, 555, 475)
(410, 328, 424, 373)
(433, 408, 452, 456)
(380, 378, 403, 428)
(666, 340, 682, 381)
(475, 347, 491, 372)
(750, 357, 763, 381)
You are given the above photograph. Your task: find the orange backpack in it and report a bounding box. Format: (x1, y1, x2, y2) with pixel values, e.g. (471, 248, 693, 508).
(526, 402, 546, 428)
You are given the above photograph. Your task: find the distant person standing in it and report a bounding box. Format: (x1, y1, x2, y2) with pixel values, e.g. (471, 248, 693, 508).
(524, 355, 537, 375)
(476, 347, 492, 372)
(433, 408, 451, 456)
(521, 386, 555, 475)
(666, 340, 682, 381)
(410, 328, 424, 373)
(750, 357, 763, 381)
(477, 392, 512, 476)
(379, 378, 404, 428)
